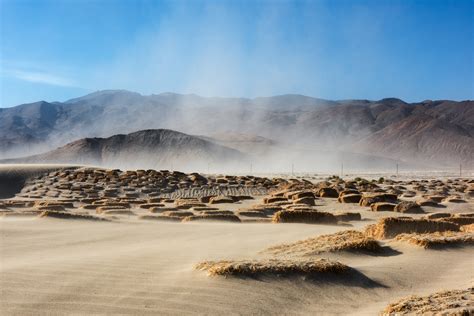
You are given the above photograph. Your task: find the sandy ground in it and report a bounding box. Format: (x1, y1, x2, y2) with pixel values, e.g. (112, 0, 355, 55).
(0, 164, 473, 315)
(1, 218, 472, 315)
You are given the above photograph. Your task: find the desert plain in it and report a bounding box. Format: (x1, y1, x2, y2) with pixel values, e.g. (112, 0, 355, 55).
(0, 164, 473, 315)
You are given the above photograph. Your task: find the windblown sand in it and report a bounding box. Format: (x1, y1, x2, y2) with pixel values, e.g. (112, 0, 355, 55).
(1, 164, 473, 315)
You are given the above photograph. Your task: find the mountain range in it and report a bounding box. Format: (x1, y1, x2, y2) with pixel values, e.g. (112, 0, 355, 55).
(1, 90, 472, 170)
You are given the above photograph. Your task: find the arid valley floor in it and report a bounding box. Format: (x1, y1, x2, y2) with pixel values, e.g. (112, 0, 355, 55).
(0, 164, 473, 315)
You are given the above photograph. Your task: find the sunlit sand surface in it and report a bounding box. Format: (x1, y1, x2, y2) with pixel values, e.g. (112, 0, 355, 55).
(0, 164, 472, 315)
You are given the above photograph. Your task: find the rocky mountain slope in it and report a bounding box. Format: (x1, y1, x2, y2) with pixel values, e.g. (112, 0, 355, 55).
(2, 129, 247, 171)
(1, 90, 472, 167)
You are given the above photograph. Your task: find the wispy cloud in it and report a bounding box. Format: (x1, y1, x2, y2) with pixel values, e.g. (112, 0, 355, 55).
(7, 69, 76, 87)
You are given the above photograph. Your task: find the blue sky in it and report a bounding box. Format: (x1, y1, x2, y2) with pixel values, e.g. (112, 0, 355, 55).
(0, 0, 473, 107)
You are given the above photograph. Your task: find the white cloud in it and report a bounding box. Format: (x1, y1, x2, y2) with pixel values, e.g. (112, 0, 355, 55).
(7, 69, 76, 87)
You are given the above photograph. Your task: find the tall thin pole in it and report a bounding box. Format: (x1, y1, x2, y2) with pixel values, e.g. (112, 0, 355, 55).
(291, 163, 294, 176)
(460, 163, 462, 177)
(396, 163, 399, 178)
(250, 163, 253, 174)
(340, 163, 344, 178)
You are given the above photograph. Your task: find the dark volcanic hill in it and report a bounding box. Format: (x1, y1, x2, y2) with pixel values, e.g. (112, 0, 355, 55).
(2, 129, 247, 171)
(1, 90, 473, 168)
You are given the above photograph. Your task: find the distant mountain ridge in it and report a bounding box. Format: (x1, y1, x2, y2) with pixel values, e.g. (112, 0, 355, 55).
(2, 129, 247, 171)
(1, 90, 473, 168)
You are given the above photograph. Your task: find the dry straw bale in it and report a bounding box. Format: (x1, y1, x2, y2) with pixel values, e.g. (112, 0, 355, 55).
(381, 287, 473, 315)
(81, 204, 99, 210)
(442, 197, 466, 203)
(93, 201, 130, 208)
(199, 196, 216, 203)
(195, 258, 348, 276)
(193, 207, 219, 211)
(39, 210, 108, 221)
(209, 196, 235, 204)
(365, 217, 460, 239)
(289, 191, 315, 200)
(102, 209, 135, 215)
(317, 187, 339, 198)
(182, 214, 241, 223)
(338, 194, 362, 203)
(198, 210, 234, 215)
(338, 189, 360, 198)
(416, 198, 439, 207)
(370, 202, 396, 212)
(461, 224, 474, 232)
(3, 210, 42, 217)
(4, 200, 34, 208)
(34, 201, 74, 208)
(293, 197, 315, 206)
(149, 207, 179, 213)
(241, 218, 272, 223)
(138, 215, 181, 222)
(439, 215, 474, 226)
(334, 212, 361, 222)
(36, 205, 66, 212)
(250, 205, 283, 215)
(265, 230, 381, 256)
(139, 203, 165, 209)
(422, 195, 445, 203)
(395, 231, 474, 249)
(272, 210, 337, 224)
(237, 210, 267, 217)
(359, 193, 397, 207)
(424, 212, 451, 219)
(263, 196, 288, 204)
(162, 211, 194, 217)
(96, 206, 127, 214)
(394, 201, 423, 214)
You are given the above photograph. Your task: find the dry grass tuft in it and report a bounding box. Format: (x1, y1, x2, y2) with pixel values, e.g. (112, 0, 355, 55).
(439, 216, 474, 226)
(334, 212, 361, 222)
(162, 211, 194, 217)
(149, 207, 179, 213)
(182, 214, 241, 223)
(461, 224, 474, 233)
(237, 210, 268, 217)
(198, 210, 234, 215)
(272, 210, 337, 224)
(381, 287, 473, 315)
(96, 206, 127, 214)
(138, 215, 181, 222)
(395, 231, 474, 249)
(34, 201, 74, 208)
(241, 218, 272, 223)
(265, 230, 381, 256)
(36, 205, 67, 212)
(194, 258, 349, 276)
(102, 209, 135, 215)
(39, 210, 108, 221)
(365, 217, 460, 239)
(139, 203, 165, 209)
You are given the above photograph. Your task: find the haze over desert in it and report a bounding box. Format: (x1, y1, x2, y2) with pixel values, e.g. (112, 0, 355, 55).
(1, 0, 473, 315)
